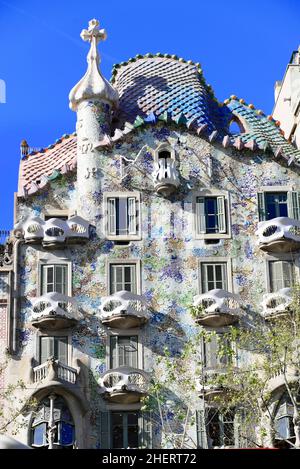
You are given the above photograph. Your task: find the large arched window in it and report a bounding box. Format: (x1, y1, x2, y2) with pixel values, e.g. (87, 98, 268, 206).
(31, 394, 75, 449)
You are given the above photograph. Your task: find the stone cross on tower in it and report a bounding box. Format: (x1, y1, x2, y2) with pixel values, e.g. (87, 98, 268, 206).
(80, 19, 107, 67)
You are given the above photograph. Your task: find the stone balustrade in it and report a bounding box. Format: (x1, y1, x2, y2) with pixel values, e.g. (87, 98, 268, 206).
(30, 292, 82, 330)
(261, 288, 292, 320)
(32, 358, 79, 385)
(98, 367, 149, 403)
(152, 159, 180, 196)
(99, 290, 150, 329)
(256, 217, 300, 252)
(193, 289, 242, 327)
(14, 215, 91, 247)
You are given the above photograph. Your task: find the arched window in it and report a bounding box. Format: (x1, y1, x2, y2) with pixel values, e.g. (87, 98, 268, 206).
(273, 392, 299, 448)
(158, 150, 172, 178)
(229, 118, 245, 135)
(31, 394, 75, 449)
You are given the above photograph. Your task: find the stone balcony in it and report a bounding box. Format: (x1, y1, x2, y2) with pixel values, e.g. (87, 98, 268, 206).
(32, 357, 80, 386)
(196, 368, 237, 402)
(192, 289, 242, 327)
(152, 159, 180, 197)
(261, 288, 292, 321)
(256, 217, 300, 253)
(99, 290, 150, 329)
(267, 366, 299, 394)
(15, 215, 91, 248)
(98, 367, 149, 404)
(30, 292, 83, 331)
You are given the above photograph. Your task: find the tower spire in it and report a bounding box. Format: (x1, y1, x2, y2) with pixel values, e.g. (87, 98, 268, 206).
(69, 19, 118, 111)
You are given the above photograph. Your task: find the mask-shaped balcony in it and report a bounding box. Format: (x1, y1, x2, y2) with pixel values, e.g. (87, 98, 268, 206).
(196, 368, 236, 402)
(30, 292, 83, 330)
(14, 215, 91, 248)
(256, 217, 300, 253)
(261, 288, 292, 321)
(98, 368, 149, 404)
(152, 159, 180, 197)
(32, 357, 80, 386)
(192, 289, 242, 327)
(99, 291, 150, 329)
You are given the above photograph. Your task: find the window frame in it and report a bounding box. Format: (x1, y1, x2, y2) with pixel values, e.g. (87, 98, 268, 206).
(198, 258, 233, 294)
(104, 192, 141, 241)
(106, 329, 143, 371)
(265, 253, 299, 293)
(257, 185, 300, 222)
(38, 257, 72, 297)
(107, 259, 141, 296)
(193, 189, 231, 239)
(109, 335, 139, 369)
(110, 411, 140, 449)
(35, 331, 72, 366)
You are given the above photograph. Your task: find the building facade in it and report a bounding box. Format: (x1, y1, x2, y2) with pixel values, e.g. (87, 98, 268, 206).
(1, 20, 300, 449)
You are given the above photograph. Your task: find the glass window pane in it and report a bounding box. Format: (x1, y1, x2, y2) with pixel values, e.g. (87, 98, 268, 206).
(32, 423, 47, 446)
(117, 198, 128, 235)
(112, 413, 123, 448)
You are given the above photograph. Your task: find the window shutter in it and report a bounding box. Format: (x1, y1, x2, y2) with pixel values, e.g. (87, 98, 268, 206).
(40, 337, 53, 364)
(221, 263, 227, 290)
(257, 192, 266, 221)
(217, 196, 226, 233)
(110, 336, 117, 369)
(288, 191, 300, 220)
(57, 337, 68, 364)
(196, 410, 208, 448)
(270, 261, 282, 292)
(128, 198, 137, 235)
(108, 198, 116, 235)
(282, 261, 293, 288)
(196, 197, 206, 234)
(100, 411, 110, 449)
(139, 412, 152, 449)
(130, 336, 138, 368)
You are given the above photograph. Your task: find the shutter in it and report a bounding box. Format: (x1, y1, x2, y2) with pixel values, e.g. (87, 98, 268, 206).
(139, 412, 152, 449)
(108, 198, 116, 235)
(217, 196, 226, 233)
(288, 191, 300, 220)
(130, 336, 138, 368)
(128, 198, 137, 235)
(110, 336, 117, 369)
(201, 264, 208, 293)
(257, 192, 266, 221)
(282, 261, 293, 288)
(196, 197, 206, 234)
(196, 410, 208, 448)
(40, 337, 53, 364)
(100, 411, 110, 449)
(57, 337, 68, 364)
(208, 335, 218, 369)
(221, 263, 227, 290)
(270, 261, 282, 292)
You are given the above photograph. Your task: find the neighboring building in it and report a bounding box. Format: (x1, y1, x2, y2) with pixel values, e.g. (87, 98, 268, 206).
(1, 19, 300, 449)
(273, 46, 300, 148)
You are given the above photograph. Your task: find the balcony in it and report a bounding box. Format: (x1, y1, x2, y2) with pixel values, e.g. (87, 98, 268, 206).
(14, 215, 91, 248)
(30, 292, 82, 330)
(267, 366, 299, 394)
(261, 288, 292, 321)
(192, 289, 242, 327)
(98, 367, 149, 404)
(256, 217, 300, 253)
(99, 291, 150, 329)
(196, 368, 237, 402)
(32, 358, 79, 386)
(152, 159, 180, 197)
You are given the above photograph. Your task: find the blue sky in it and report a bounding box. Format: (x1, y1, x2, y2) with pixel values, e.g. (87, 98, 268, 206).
(0, 0, 300, 229)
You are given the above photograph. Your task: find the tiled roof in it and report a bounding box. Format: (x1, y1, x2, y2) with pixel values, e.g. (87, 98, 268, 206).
(17, 55, 300, 197)
(111, 54, 231, 134)
(18, 134, 77, 197)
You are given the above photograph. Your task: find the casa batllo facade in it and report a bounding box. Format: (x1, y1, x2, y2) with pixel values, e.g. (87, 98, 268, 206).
(1, 19, 300, 449)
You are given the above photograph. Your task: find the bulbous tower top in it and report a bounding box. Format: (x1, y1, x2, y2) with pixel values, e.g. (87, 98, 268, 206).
(69, 19, 119, 112)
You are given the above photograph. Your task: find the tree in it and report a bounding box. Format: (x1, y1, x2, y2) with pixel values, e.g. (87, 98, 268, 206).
(192, 283, 300, 449)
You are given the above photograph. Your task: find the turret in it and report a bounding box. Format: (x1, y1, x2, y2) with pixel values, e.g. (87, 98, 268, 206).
(69, 19, 118, 224)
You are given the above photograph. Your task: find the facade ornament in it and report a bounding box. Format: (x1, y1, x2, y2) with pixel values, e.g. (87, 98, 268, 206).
(69, 19, 118, 111)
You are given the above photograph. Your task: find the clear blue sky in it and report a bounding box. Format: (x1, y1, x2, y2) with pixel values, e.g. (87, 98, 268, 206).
(1, 0, 300, 229)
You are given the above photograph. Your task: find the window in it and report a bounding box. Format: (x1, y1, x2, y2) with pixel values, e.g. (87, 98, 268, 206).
(31, 395, 75, 449)
(110, 336, 138, 369)
(274, 392, 298, 446)
(269, 260, 294, 292)
(201, 262, 227, 292)
(111, 412, 139, 449)
(258, 191, 300, 221)
(41, 264, 68, 295)
(105, 193, 140, 239)
(196, 196, 226, 235)
(40, 336, 68, 364)
(202, 333, 232, 369)
(109, 264, 137, 294)
(207, 408, 235, 447)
